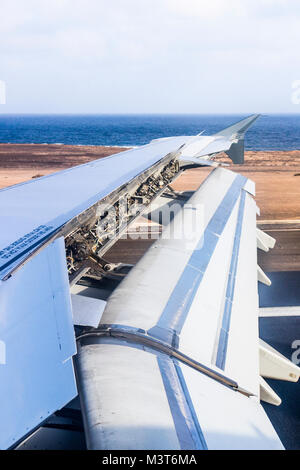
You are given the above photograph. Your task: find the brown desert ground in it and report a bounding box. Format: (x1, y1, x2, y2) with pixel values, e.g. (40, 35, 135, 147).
(0, 143, 130, 189)
(0, 143, 300, 272)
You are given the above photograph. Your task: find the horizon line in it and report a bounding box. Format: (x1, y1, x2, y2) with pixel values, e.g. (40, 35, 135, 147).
(1, 112, 300, 117)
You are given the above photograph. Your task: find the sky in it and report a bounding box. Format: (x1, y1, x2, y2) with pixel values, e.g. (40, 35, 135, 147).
(0, 0, 300, 114)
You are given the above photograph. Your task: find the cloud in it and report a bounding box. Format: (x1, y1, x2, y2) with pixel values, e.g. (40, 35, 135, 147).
(167, 0, 300, 19)
(165, 0, 247, 18)
(0, 0, 300, 112)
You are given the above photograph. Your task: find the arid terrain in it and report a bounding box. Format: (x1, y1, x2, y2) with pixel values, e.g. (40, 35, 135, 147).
(0, 143, 130, 189)
(0, 143, 300, 272)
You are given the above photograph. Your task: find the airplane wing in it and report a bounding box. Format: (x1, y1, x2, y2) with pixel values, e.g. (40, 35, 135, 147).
(0, 116, 259, 282)
(2, 114, 293, 450)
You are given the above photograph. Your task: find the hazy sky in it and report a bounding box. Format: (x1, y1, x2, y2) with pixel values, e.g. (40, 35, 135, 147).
(1, 0, 300, 114)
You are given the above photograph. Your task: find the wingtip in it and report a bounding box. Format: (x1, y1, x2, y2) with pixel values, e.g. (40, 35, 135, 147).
(250, 113, 261, 121)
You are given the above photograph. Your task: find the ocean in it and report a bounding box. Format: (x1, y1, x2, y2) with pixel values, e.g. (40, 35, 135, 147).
(0, 114, 299, 150)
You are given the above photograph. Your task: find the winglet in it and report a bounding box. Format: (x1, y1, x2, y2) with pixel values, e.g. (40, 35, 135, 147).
(215, 114, 261, 164)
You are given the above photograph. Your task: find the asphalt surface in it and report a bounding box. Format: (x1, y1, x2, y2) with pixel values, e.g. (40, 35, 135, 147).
(259, 272, 300, 450)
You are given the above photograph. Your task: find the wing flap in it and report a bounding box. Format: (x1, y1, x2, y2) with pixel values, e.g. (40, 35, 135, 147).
(76, 165, 285, 449)
(100, 167, 258, 394)
(76, 340, 283, 450)
(221, 193, 259, 394)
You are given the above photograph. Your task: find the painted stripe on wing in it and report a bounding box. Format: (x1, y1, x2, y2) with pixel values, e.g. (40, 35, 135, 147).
(148, 174, 247, 347)
(157, 356, 208, 450)
(215, 190, 246, 370)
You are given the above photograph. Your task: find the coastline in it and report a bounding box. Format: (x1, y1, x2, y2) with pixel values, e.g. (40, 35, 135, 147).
(1, 143, 299, 221)
(1, 143, 300, 272)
